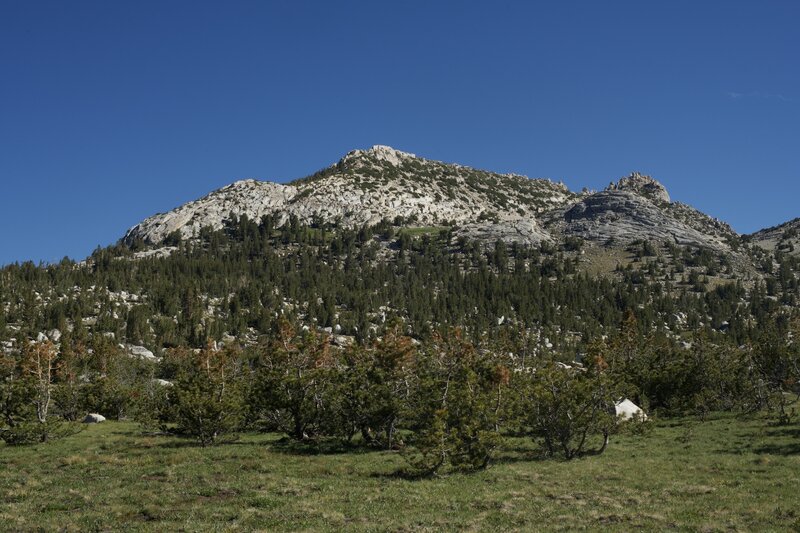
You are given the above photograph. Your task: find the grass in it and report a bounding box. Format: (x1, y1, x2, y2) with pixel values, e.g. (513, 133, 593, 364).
(1, 414, 799, 531)
(398, 226, 449, 238)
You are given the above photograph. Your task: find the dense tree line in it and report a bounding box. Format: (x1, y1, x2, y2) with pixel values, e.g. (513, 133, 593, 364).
(2, 214, 797, 353)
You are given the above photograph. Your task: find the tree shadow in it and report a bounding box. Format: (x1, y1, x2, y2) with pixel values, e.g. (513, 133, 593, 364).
(490, 448, 550, 465)
(268, 436, 376, 456)
(715, 423, 800, 456)
(752, 442, 800, 455)
(126, 432, 261, 450)
(369, 468, 436, 481)
(763, 426, 800, 438)
(752, 425, 800, 455)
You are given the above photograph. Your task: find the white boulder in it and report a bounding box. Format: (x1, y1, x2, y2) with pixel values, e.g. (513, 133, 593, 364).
(83, 413, 106, 424)
(121, 344, 159, 362)
(332, 335, 355, 347)
(615, 399, 647, 421)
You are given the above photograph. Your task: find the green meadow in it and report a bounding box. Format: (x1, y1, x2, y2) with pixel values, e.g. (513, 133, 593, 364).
(1, 414, 798, 532)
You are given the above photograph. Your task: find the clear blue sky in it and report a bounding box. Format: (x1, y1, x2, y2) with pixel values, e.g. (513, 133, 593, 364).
(1, 1, 798, 265)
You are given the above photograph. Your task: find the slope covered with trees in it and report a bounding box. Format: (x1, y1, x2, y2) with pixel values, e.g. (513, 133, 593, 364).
(2, 213, 799, 462)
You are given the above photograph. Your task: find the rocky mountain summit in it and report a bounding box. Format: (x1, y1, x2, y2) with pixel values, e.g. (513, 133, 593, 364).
(124, 145, 571, 246)
(122, 146, 750, 258)
(606, 172, 671, 204)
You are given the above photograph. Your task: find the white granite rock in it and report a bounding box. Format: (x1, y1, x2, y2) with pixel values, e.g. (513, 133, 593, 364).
(615, 399, 647, 421)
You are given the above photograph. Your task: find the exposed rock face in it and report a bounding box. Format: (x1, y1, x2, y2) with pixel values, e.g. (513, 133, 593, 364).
(548, 190, 726, 248)
(123, 145, 574, 246)
(122, 145, 748, 255)
(124, 180, 297, 244)
(663, 202, 739, 246)
(457, 218, 553, 245)
(751, 217, 800, 255)
(607, 172, 671, 204)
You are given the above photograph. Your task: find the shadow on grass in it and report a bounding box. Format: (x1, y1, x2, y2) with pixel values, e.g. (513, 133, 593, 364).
(122, 432, 260, 450)
(764, 426, 800, 438)
(714, 422, 800, 456)
(372, 455, 547, 481)
(267, 436, 376, 456)
(752, 425, 800, 455)
(491, 449, 550, 466)
(370, 468, 437, 481)
(752, 442, 800, 455)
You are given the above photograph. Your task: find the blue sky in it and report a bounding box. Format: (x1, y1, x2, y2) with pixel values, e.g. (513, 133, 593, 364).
(1, 1, 798, 265)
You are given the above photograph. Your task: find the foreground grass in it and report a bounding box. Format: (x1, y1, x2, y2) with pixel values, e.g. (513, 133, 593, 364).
(1, 414, 799, 531)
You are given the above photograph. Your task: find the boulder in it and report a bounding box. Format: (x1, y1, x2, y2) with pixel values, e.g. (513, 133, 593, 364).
(83, 413, 106, 424)
(332, 335, 355, 347)
(121, 344, 159, 362)
(615, 399, 647, 421)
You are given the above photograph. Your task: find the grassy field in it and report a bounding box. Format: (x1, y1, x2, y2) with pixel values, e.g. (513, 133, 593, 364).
(398, 226, 450, 237)
(1, 414, 799, 532)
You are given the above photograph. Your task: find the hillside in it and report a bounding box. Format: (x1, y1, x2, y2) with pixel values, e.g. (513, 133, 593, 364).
(3, 145, 799, 356)
(751, 217, 800, 256)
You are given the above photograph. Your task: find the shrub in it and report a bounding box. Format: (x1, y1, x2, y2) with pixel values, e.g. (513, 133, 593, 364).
(169, 345, 247, 446)
(250, 321, 337, 440)
(519, 364, 617, 459)
(404, 331, 507, 475)
(0, 341, 79, 444)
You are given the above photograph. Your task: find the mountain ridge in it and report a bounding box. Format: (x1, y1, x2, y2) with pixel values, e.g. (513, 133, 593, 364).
(121, 146, 792, 262)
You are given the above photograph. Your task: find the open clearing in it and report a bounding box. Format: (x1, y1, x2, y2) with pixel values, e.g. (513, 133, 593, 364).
(1, 414, 799, 531)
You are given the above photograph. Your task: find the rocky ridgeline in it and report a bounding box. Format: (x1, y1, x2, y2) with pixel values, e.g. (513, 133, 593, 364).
(124, 145, 574, 246)
(123, 146, 748, 255)
(750, 217, 800, 255)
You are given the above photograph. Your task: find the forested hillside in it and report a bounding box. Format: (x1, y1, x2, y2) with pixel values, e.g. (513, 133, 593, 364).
(3, 212, 799, 353)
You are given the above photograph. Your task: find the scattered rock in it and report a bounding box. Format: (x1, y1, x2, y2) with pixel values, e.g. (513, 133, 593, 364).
(83, 413, 106, 424)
